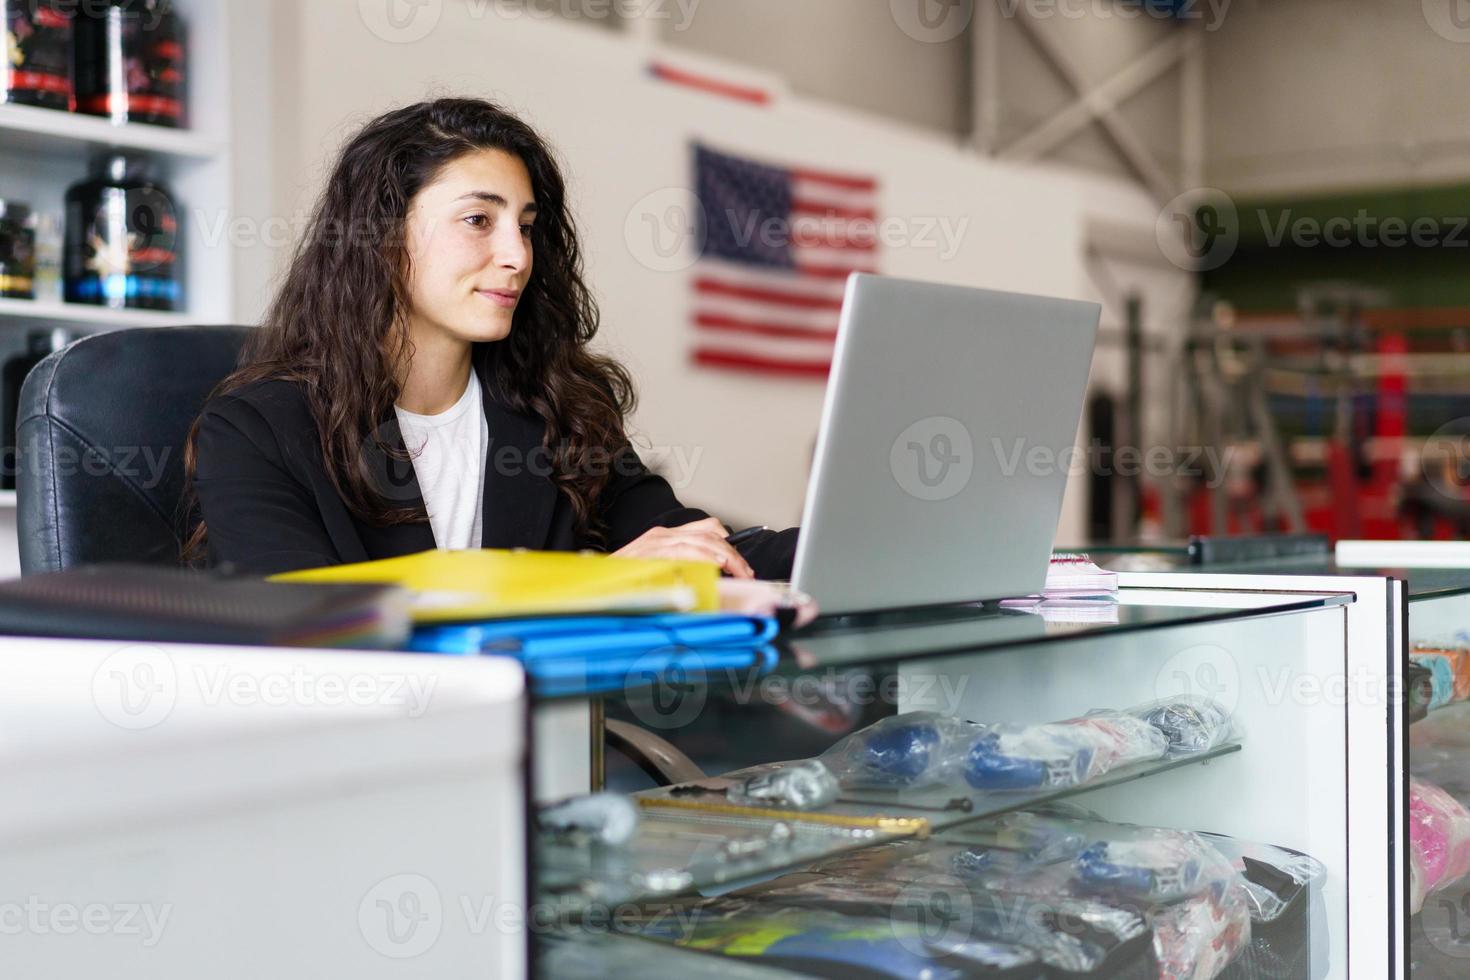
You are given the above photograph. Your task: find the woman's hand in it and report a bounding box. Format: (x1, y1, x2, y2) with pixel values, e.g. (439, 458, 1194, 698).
(612, 517, 756, 578)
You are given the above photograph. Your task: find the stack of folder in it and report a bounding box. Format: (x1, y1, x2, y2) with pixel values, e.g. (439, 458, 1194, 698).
(273, 550, 780, 696)
(0, 564, 412, 648)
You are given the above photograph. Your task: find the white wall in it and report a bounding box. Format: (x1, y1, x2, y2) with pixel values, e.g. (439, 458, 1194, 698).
(231, 0, 1191, 544)
(661, 0, 973, 137)
(1205, 0, 1470, 195)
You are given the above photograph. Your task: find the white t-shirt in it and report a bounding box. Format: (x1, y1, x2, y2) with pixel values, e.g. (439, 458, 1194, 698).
(394, 371, 488, 551)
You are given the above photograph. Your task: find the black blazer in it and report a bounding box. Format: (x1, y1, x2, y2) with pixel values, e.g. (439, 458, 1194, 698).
(193, 360, 799, 578)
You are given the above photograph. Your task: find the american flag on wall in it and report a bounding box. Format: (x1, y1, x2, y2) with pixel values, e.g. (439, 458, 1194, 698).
(690, 144, 879, 379)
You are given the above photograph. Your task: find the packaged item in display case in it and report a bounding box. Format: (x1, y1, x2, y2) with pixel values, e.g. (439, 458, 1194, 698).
(963, 714, 1169, 791)
(1407, 661, 1437, 723)
(1125, 696, 1237, 755)
(727, 759, 840, 810)
(1411, 651, 1458, 711)
(819, 699, 1230, 795)
(725, 871, 1160, 978)
(1411, 642, 1470, 703)
(2, 0, 70, 110)
(800, 818, 1255, 980)
(638, 898, 1045, 979)
(1199, 832, 1330, 979)
(1409, 775, 1470, 914)
(64, 152, 180, 310)
(538, 792, 639, 847)
(818, 711, 983, 790)
(72, 0, 185, 127)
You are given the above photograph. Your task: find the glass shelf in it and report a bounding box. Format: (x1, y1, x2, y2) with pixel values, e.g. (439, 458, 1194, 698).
(1131, 554, 1470, 600)
(536, 742, 1240, 914)
(780, 593, 1347, 672)
(528, 591, 1350, 702)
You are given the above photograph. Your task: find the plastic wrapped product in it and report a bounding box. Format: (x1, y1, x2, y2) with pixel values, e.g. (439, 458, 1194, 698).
(964, 716, 1167, 792)
(1070, 713, 1171, 771)
(819, 711, 984, 790)
(1150, 886, 1252, 980)
(1198, 833, 1329, 979)
(1412, 643, 1470, 702)
(638, 899, 1043, 980)
(1409, 776, 1470, 914)
(727, 759, 839, 810)
(1406, 661, 1435, 723)
(732, 871, 1158, 979)
(956, 810, 1092, 865)
(1072, 832, 1235, 905)
(1125, 696, 1236, 754)
(1198, 833, 1326, 925)
(1411, 653, 1457, 711)
(538, 792, 639, 847)
(948, 825, 1250, 980)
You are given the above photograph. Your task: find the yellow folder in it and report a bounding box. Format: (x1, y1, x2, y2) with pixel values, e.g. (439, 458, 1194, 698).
(270, 549, 720, 623)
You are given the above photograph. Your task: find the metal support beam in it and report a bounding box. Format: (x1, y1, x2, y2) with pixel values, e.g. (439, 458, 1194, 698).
(999, 14, 1182, 200)
(973, 0, 1001, 155)
(1180, 27, 1206, 191)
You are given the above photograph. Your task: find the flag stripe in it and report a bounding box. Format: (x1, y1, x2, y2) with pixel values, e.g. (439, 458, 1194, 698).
(789, 166, 878, 193)
(698, 257, 853, 293)
(649, 63, 772, 105)
(796, 261, 875, 279)
(692, 348, 833, 378)
(695, 277, 845, 310)
(791, 199, 877, 221)
(695, 313, 840, 341)
(696, 296, 840, 329)
(791, 180, 877, 211)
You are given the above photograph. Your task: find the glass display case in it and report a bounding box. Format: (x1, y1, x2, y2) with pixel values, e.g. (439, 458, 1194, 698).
(526, 568, 1418, 979)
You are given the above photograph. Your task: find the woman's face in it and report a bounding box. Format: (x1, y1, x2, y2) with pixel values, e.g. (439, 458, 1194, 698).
(401, 148, 536, 347)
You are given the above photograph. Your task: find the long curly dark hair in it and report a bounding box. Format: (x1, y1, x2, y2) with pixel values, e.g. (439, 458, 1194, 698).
(183, 97, 634, 558)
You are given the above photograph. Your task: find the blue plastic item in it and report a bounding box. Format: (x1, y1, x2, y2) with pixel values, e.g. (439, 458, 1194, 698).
(966, 732, 1093, 791)
(407, 613, 779, 697)
(858, 718, 943, 783)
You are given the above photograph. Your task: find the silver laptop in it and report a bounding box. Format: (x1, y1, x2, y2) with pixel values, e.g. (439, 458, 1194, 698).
(789, 274, 1100, 615)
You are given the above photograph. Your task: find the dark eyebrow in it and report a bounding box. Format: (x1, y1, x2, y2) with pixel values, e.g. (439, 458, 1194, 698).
(454, 191, 538, 215)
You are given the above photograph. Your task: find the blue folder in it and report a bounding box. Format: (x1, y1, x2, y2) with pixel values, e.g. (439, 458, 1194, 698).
(407, 613, 780, 696)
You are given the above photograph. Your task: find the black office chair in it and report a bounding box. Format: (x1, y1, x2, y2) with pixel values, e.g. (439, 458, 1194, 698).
(14, 325, 702, 786)
(16, 326, 251, 575)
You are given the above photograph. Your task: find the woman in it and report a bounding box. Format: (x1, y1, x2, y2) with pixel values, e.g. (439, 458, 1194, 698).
(186, 98, 797, 578)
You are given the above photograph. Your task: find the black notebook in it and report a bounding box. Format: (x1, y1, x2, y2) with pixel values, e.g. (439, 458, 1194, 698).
(0, 564, 412, 648)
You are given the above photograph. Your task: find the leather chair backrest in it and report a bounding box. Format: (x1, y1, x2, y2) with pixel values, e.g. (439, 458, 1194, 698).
(17, 326, 251, 574)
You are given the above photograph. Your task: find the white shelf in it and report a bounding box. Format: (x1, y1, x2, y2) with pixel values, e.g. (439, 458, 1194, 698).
(0, 103, 226, 161)
(0, 297, 198, 329)
(0, 492, 15, 510)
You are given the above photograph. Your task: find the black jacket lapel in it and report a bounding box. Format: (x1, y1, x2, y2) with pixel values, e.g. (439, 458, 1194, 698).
(475, 355, 558, 550)
(355, 410, 438, 556)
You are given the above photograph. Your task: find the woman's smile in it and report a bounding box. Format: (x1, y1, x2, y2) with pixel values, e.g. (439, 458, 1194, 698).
(477, 287, 520, 309)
